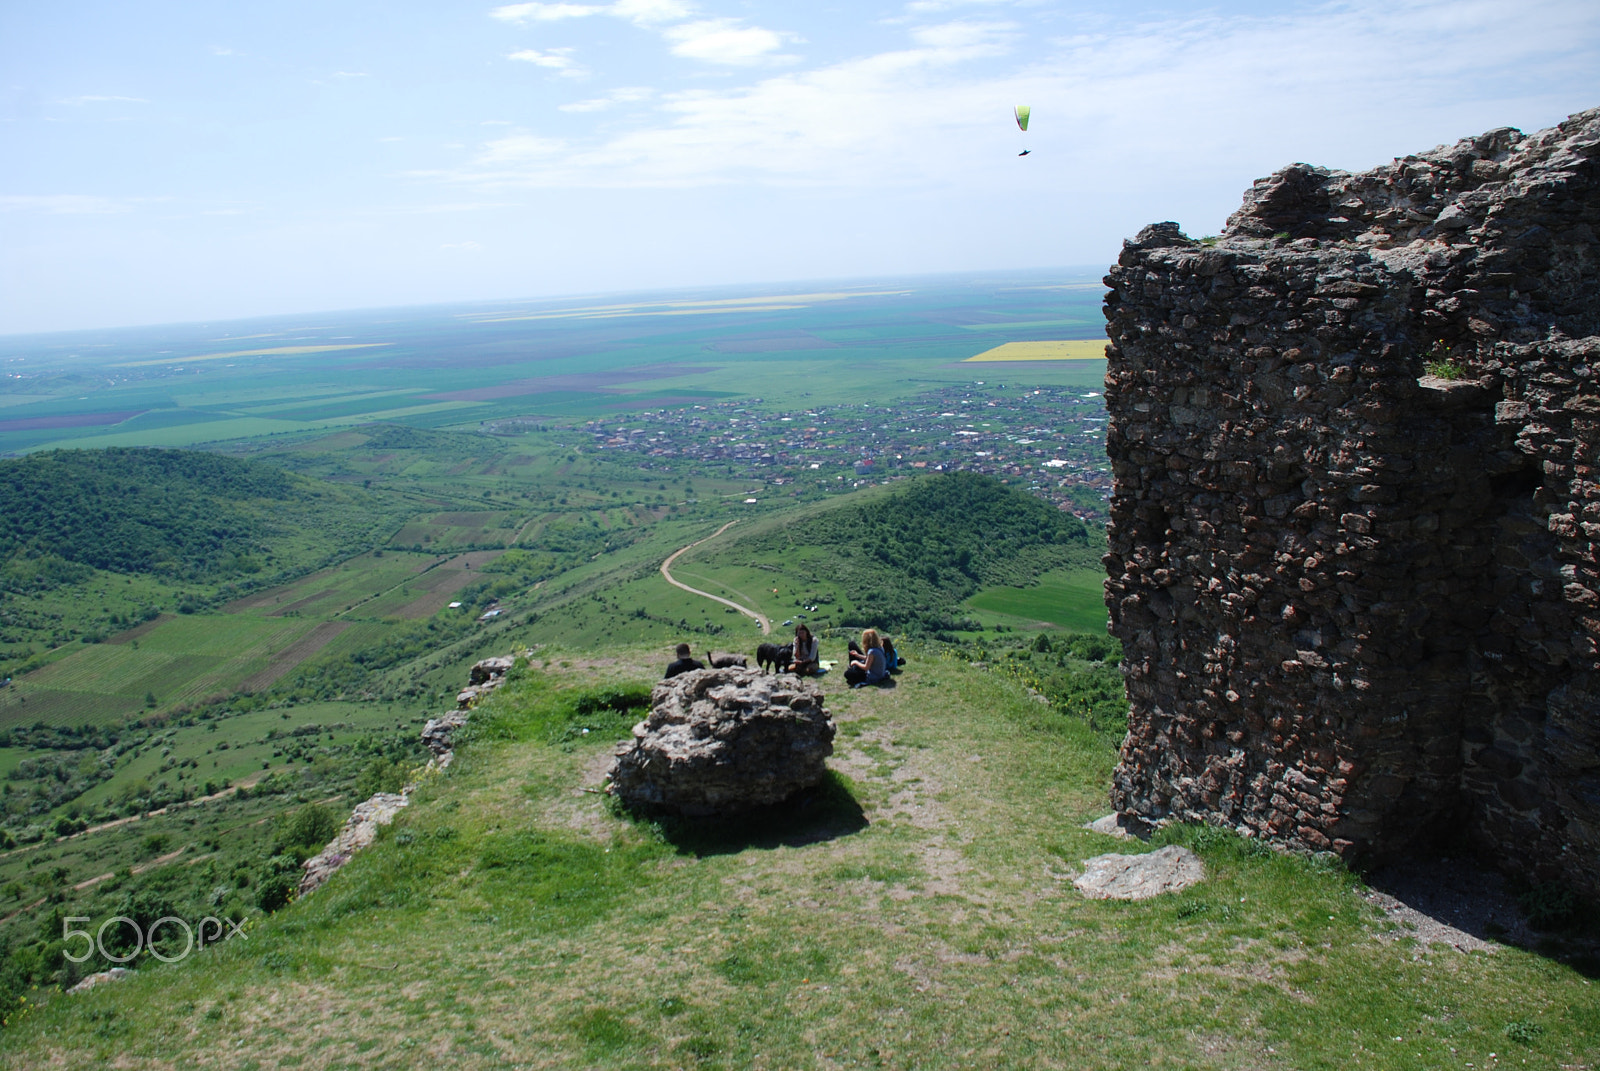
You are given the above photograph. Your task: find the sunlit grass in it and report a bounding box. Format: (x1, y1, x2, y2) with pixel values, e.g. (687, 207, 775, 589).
(7, 652, 1596, 1069)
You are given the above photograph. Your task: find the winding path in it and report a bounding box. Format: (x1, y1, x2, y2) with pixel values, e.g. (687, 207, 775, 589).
(660, 521, 771, 636)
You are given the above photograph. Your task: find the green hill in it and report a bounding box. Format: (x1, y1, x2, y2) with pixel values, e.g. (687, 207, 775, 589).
(0, 449, 404, 681)
(0, 448, 385, 585)
(698, 473, 1093, 635)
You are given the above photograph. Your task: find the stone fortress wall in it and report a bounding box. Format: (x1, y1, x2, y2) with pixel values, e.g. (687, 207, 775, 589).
(1101, 108, 1600, 896)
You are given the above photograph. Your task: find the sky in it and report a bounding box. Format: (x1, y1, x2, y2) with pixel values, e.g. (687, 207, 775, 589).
(1, 0, 1597, 336)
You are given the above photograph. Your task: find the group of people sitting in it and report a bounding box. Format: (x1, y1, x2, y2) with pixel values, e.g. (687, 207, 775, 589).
(662, 624, 899, 686)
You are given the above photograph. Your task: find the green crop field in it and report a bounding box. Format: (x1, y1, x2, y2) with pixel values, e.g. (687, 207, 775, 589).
(0, 272, 1108, 457)
(965, 567, 1111, 633)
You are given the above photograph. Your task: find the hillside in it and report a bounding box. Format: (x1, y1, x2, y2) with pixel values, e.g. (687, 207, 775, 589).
(0, 449, 403, 681)
(0, 448, 389, 583)
(2, 647, 1595, 1068)
(690, 473, 1096, 636)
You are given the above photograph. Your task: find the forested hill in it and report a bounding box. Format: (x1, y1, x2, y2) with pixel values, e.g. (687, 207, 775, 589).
(722, 472, 1095, 635)
(0, 448, 391, 586)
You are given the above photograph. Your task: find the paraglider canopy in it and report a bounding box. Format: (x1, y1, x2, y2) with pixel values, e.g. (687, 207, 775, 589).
(1014, 105, 1030, 132)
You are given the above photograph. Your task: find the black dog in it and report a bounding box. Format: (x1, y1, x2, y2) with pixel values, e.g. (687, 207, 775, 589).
(756, 642, 794, 673)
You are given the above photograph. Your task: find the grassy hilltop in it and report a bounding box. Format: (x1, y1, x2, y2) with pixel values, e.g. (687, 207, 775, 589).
(1, 649, 1597, 1069)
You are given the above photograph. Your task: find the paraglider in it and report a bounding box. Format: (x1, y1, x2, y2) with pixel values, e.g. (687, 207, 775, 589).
(1014, 105, 1030, 156)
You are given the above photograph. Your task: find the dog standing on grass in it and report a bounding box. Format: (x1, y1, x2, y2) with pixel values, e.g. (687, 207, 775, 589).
(755, 642, 793, 673)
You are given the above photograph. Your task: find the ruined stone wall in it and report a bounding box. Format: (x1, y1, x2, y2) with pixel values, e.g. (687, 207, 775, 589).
(1103, 108, 1600, 896)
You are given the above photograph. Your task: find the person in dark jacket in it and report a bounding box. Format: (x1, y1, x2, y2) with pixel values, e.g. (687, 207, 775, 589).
(664, 643, 705, 679)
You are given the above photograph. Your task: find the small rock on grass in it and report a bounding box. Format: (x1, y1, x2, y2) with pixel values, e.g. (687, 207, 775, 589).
(69, 968, 132, 993)
(1086, 812, 1151, 840)
(1074, 845, 1205, 900)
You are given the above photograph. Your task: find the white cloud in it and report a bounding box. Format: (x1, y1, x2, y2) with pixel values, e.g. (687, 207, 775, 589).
(333, 71, 370, 78)
(908, 19, 1014, 53)
(477, 134, 568, 163)
(491, 2, 793, 67)
(442, 0, 1600, 197)
(491, 1, 689, 25)
(0, 194, 130, 214)
(559, 86, 655, 112)
(663, 19, 797, 65)
(58, 95, 148, 105)
(508, 47, 586, 76)
(208, 45, 236, 56)
(610, 0, 693, 25)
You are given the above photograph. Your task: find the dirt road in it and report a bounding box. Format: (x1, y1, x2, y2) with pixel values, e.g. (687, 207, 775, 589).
(660, 522, 771, 636)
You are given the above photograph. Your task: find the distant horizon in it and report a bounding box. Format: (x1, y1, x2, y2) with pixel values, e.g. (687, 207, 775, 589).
(0, 263, 1112, 347)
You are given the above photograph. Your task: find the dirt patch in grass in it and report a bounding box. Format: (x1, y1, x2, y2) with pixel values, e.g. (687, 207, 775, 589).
(238, 621, 350, 691)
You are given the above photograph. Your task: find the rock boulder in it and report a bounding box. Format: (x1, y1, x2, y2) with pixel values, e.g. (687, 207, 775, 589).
(608, 667, 834, 815)
(1073, 845, 1205, 900)
(298, 791, 410, 896)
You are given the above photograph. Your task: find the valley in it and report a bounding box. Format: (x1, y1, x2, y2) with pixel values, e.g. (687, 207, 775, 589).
(0, 271, 1594, 1068)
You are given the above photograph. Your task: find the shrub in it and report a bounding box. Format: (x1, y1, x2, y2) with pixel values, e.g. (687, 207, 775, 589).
(275, 804, 339, 857)
(255, 855, 302, 912)
(355, 758, 410, 798)
(1519, 883, 1579, 930)
(1504, 1020, 1544, 1045)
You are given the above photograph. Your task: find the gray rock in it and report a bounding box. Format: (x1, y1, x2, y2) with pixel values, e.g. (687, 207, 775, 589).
(1073, 845, 1205, 900)
(470, 655, 516, 684)
(69, 967, 132, 993)
(1086, 812, 1152, 840)
(298, 791, 410, 896)
(422, 710, 469, 764)
(608, 667, 834, 815)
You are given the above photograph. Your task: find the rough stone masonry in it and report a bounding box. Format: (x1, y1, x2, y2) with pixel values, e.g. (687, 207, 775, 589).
(1102, 107, 1600, 896)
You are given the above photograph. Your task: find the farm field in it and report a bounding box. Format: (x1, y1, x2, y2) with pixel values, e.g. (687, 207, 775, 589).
(964, 567, 1111, 633)
(967, 339, 1110, 361)
(0, 270, 1108, 456)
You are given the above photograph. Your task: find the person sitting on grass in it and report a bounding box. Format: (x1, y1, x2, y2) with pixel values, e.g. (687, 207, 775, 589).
(664, 642, 704, 679)
(789, 624, 819, 676)
(881, 635, 901, 672)
(843, 628, 889, 686)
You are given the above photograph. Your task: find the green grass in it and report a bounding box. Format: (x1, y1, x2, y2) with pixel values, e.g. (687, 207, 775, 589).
(0, 698, 427, 941)
(3, 649, 1595, 1069)
(966, 567, 1110, 632)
